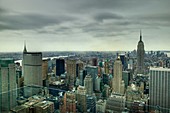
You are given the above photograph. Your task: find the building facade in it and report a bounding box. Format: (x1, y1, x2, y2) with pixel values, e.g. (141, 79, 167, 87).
(0, 58, 17, 111)
(76, 85, 87, 112)
(84, 74, 93, 95)
(112, 58, 125, 95)
(22, 46, 42, 97)
(56, 59, 65, 76)
(149, 67, 170, 113)
(137, 31, 145, 74)
(66, 59, 76, 88)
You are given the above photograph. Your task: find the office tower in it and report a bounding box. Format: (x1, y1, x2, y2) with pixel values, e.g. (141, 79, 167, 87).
(76, 86, 87, 112)
(122, 71, 131, 89)
(86, 95, 96, 113)
(103, 73, 109, 85)
(127, 58, 133, 70)
(105, 94, 126, 113)
(76, 60, 84, 79)
(66, 59, 76, 88)
(79, 70, 87, 86)
(63, 91, 76, 113)
(112, 58, 125, 94)
(42, 59, 48, 80)
(16, 70, 23, 97)
(102, 84, 111, 99)
(120, 54, 127, 70)
(85, 65, 98, 90)
(149, 67, 170, 113)
(84, 74, 93, 95)
(22, 45, 42, 97)
(95, 76, 101, 91)
(104, 60, 109, 74)
(92, 57, 97, 66)
(137, 31, 145, 74)
(0, 58, 17, 111)
(56, 59, 65, 76)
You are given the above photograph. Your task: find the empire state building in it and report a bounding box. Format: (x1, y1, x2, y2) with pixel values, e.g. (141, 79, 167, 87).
(137, 31, 145, 74)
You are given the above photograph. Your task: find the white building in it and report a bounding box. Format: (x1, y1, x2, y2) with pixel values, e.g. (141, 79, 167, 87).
(112, 58, 125, 95)
(22, 45, 42, 97)
(149, 67, 170, 113)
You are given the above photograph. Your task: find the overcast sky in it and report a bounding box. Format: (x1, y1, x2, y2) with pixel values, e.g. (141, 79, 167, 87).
(0, 0, 170, 52)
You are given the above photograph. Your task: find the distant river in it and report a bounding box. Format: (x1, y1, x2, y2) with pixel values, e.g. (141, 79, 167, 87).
(14, 55, 69, 66)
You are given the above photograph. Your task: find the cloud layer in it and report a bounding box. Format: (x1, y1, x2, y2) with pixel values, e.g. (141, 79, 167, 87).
(0, 0, 170, 52)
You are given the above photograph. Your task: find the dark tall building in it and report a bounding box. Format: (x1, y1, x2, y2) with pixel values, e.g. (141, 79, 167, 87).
(137, 31, 145, 74)
(56, 59, 65, 76)
(120, 54, 127, 70)
(92, 57, 97, 66)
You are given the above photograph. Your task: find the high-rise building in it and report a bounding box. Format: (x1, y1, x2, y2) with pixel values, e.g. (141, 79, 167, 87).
(120, 54, 128, 70)
(63, 91, 76, 113)
(79, 70, 87, 86)
(56, 59, 65, 76)
(149, 67, 170, 113)
(86, 95, 96, 113)
(122, 71, 131, 89)
(85, 66, 98, 90)
(137, 31, 145, 74)
(104, 60, 109, 74)
(112, 58, 125, 94)
(76, 86, 87, 112)
(95, 76, 101, 91)
(84, 74, 93, 95)
(0, 58, 17, 111)
(22, 45, 42, 97)
(66, 59, 76, 88)
(91, 57, 97, 66)
(42, 59, 48, 80)
(76, 60, 84, 79)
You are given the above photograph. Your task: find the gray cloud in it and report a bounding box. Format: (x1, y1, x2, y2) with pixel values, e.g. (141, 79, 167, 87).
(0, 8, 76, 31)
(94, 12, 124, 22)
(0, 0, 170, 51)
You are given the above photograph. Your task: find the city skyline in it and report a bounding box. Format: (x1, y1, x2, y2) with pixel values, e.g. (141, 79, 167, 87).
(0, 0, 170, 52)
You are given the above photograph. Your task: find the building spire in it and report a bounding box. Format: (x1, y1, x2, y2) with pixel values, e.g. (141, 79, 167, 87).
(23, 41, 27, 53)
(140, 30, 142, 41)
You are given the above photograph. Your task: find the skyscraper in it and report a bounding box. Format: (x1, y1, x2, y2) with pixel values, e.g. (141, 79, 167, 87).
(112, 57, 125, 94)
(76, 60, 84, 79)
(63, 91, 76, 113)
(42, 59, 48, 80)
(137, 31, 145, 74)
(149, 67, 170, 113)
(76, 86, 87, 112)
(104, 60, 109, 74)
(0, 58, 17, 111)
(84, 74, 93, 95)
(22, 45, 42, 97)
(66, 59, 76, 88)
(85, 65, 98, 90)
(56, 59, 65, 76)
(91, 57, 97, 66)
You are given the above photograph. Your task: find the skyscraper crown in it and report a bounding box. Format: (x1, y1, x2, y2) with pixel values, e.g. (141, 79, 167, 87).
(139, 30, 142, 42)
(23, 41, 27, 53)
